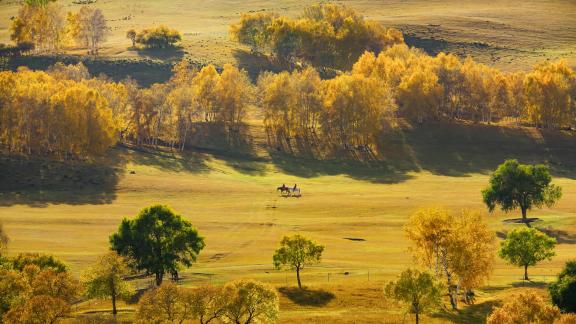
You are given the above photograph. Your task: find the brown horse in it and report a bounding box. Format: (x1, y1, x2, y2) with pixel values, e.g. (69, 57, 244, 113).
(277, 184, 291, 196)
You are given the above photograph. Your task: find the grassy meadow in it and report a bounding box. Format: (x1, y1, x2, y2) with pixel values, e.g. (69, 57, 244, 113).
(1, 121, 575, 322)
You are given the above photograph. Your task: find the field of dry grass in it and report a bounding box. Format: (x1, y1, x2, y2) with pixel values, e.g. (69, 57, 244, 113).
(1, 0, 575, 322)
(1, 121, 575, 322)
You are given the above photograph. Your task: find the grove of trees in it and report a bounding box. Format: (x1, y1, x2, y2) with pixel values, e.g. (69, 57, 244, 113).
(134, 26, 182, 49)
(230, 4, 404, 69)
(10, 0, 108, 55)
(0, 61, 254, 159)
(137, 280, 279, 324)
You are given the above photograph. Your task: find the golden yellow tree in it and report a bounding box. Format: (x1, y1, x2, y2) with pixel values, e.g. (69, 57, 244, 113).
(405, 207, 496, 310)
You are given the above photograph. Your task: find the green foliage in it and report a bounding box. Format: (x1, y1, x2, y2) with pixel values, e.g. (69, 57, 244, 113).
(11, 253, 67, 273)
(549, 260, 576, 313)
(482, 159, 562, 221)
(135, 26, 182, 49)
(384, 268, 443, 324)
(83, 252, 132, 315)
(273, 234, 324, 289)
(499, 227, 556, 280)
(109, 204, 205, 286)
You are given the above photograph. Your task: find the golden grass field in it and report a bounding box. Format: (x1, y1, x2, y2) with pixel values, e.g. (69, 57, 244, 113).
(1, 0, 576, 322)
(1, 121, 575, 322)
(1, 0, 575, 71)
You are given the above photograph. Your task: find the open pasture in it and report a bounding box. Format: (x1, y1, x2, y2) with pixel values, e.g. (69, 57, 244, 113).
(1, 122, 575, 322)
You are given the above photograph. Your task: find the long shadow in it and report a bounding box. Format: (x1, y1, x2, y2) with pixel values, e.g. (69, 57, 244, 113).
(232, 49, 285, 81)
(384, 122, 576, 178)
(0, 151, 125, 208)
(432, 300, 501, 324)
(136, 46, 185, 62)
(269, 151, 415, 184)
(278, 286, 335, 307)
(536, 226, 576, 244)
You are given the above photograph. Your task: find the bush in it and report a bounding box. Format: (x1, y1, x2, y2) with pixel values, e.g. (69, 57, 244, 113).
(136, 26, 181, 49)
(550, 260, 576, 313)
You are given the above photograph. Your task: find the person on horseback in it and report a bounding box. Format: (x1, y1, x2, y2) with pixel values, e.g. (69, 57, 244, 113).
(293, 184, 297, 191)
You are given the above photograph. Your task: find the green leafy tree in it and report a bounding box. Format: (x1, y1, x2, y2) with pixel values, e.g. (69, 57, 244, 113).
(110, 205, 205, 286)
(549, 260, 576, 313)
(499, 227, 556, 280)
(384, 269, 443, 324)
(83, 252, 132, 316)
(482, 159, 562, 224)
(273, 234, 324, 289)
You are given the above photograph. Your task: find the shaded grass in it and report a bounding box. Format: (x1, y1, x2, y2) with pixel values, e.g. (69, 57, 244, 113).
(278, 286, 335, 307)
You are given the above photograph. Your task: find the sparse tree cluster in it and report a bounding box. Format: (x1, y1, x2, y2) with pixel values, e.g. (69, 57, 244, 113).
(230, 4, 404, 69)
(66, 6, 108, 55)
(10, 1, 109, 55)
(134, 26, 182, 49)
(136, 280, 279, 324)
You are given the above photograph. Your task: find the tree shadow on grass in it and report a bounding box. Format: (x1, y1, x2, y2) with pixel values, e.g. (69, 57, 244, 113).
(136, 46, 185, 62)
(432, 300, 502, 324)
(278, 286, 335, 307)
(0, 151, 125, 208)
(535, 226, 576, 244)
(269, 151, 415, 184)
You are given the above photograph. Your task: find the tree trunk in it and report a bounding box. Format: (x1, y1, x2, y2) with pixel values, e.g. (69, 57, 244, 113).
(155, 271, 163, 286)
(296, 267, 302, 289)
(524, 265, 529, 281)
(415, 312, 419, 324)
(112, 291, 117, 315)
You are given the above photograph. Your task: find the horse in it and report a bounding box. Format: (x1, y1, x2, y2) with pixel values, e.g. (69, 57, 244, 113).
(277, 184, 291, 196)
(289, 187, 301, 197)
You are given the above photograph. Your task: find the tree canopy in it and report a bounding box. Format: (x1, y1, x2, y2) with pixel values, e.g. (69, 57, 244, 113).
(487, 291, 563, 324)
(482, 159, 562, 223)
(273, 234, 324, 289)
(499, 227, 556, 280)
(110, 204, 205, 286)
(404, 207, 496, 309)
(549, 260, 576, 313)
(83, 252, 132, 315)
(384, 268, 443, 324)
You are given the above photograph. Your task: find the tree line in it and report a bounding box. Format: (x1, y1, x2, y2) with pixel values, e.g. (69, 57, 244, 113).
(0, 61, 253, 158)
(258, 50, 575, 155)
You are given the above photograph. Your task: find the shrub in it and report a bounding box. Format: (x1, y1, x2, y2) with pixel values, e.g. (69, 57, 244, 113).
(136, 26, 181, 49)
